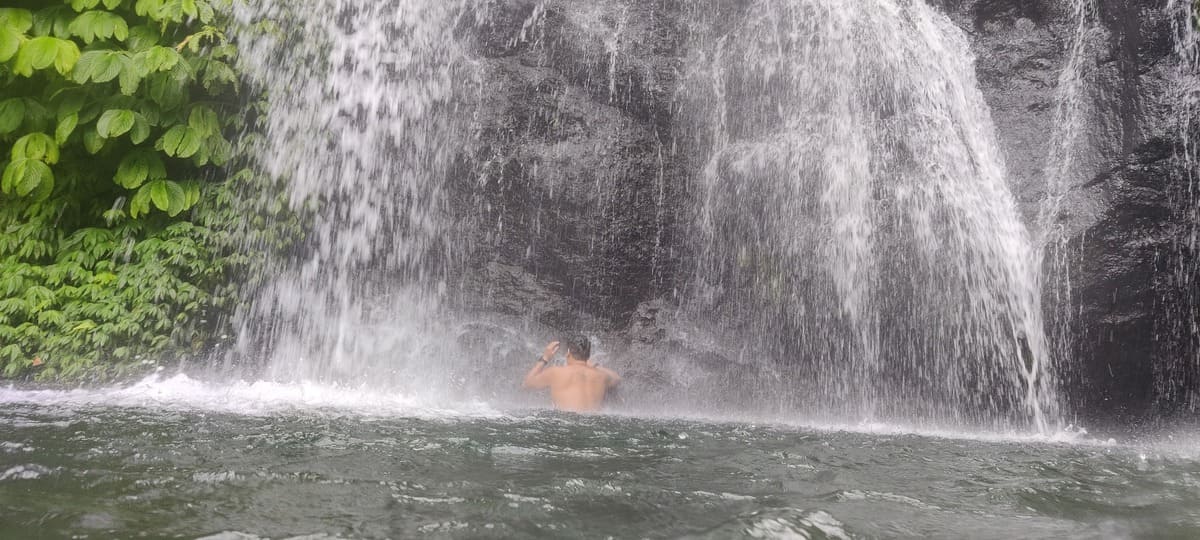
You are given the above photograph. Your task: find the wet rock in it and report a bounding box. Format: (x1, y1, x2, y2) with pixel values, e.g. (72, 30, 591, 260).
(1058, 139, 1179, 425)
(937, 0, 1193, 425)
(461, 0, 687, 330)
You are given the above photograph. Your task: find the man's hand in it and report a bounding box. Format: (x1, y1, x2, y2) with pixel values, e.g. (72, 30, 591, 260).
(542, 341, 560, 362)
(524, 341, 560, 390)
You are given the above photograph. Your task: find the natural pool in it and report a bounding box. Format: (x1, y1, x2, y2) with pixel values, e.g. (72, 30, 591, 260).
(2, 376, 1198, 539)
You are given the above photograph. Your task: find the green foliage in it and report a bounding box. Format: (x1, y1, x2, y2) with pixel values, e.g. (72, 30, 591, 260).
(0, 0, 298, 380)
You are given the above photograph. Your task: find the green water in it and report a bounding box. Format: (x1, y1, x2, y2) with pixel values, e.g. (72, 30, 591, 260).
(2, 385, 1198, 539)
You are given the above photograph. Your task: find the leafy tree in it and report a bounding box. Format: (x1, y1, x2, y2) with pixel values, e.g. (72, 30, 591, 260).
(0, 0, 295, 380)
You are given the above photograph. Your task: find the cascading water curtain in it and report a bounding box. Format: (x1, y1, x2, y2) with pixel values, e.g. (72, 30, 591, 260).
(1037, 0, 1099, 391)
(1161, 0, 1200, 413)
(678, 0, 1060, 431)
(227, 0, 475, 395)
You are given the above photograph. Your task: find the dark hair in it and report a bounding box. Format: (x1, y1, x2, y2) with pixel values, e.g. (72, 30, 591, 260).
(565, 335, 591, 360)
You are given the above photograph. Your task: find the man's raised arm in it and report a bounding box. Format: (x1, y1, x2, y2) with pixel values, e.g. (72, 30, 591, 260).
(522, 341, 560, 389)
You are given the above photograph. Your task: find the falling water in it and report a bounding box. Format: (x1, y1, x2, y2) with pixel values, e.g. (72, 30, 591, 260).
(1037, 0, 1100, 387)
(1039, 0, 1100, 227)
(228, 0, 474, 393)
(1164, 0, 1200, 411)
(679, 0, 1059, 430)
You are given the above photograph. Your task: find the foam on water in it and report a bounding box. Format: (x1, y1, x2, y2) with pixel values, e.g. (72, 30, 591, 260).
(0, 374, 1100, 448)
(0, 464, 51, 482)
(596, 407, 1099, 447)
(0, 373, 499, 419)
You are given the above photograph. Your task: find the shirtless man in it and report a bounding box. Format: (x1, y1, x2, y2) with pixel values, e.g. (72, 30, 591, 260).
(522, 336, 620, 412)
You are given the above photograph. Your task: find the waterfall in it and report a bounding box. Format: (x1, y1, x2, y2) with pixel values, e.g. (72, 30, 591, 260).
(1166, 0, 1200, 412)
(678, 0, 1059, 430)
(1036, 0, 1101, 411)
(219, 0, 1065, 428)
(228, 0, 474, 393)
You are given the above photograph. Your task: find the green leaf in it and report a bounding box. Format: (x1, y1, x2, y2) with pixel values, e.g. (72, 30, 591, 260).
(14, 97, 51, 132)
(202, 60, 238, 92)
(0, 98, 25, 134)
(0, 9, 34, 32)
(118, 58, 143, 95)
(52, 90, 86, 120)
(146, 71, 186, 109)
(136, 45, 180, 73)
(176, 128, 201, 158)
(114, 149, 165, 189)
(101, 207, 124, 224)
(103, 0, 124, 9)
(148, 179, 169, 211)
(134, 0, 165, 19)
(129, 183, 151, 218)
(181, 180, 201, 208)
(68, 0, 102, 12)
(181, 0, 198, 19)
(68, 11, 128, 44)
(135, 101, 161, 125)
(129, 114, 150, 144)
(1, 158, 53, 198)
(12, 133, 59, 164)
(32, 6, 75, 38)
(197, 0, 214, 23)
(73, 49, 124, 84)
(55, 112, 77, 144)
(206, 135, 232, 166)
(82, 128, 104, 154)
(79, 108, 110, 135)
(157, 124, 204, 157)
(124, 24, 160, 52)
(13, 36, 61, 77)
(37, 310, 65, 327)
(135, 180, 188, 216)
(157, 124, 183, 154)
(1, 161, 13, 194)
(96, 109, 135, 138)
(187, 106, 219, 135)
(53, 39, 79, 75)
(0, 24, 21, 63)
(163, 180, 187, 216)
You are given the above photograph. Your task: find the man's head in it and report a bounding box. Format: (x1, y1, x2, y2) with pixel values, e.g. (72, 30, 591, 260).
(564, 335, 591, 361)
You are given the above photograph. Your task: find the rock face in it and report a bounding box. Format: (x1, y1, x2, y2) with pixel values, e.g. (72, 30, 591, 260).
(458, 0, 1198, 427)
(459, 0, 688, 332)
(935, 0, 1195, 426)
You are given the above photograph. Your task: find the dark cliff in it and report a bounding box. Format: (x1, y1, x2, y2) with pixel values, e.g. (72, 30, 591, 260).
(936, 0, 1195, 426)
(459, 0, 687, 334)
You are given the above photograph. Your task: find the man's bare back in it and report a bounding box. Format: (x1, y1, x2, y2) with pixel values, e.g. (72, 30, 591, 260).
(522, 338, 619, 412)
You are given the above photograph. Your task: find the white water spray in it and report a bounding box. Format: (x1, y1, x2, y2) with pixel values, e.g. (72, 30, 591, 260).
(229, 0, 474, 394)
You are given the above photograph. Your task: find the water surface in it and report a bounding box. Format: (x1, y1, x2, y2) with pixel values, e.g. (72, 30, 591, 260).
(1, 377, 1197, 539)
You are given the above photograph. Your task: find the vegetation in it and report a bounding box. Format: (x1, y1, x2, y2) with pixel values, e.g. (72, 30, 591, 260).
(0, 0, 293, 380)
